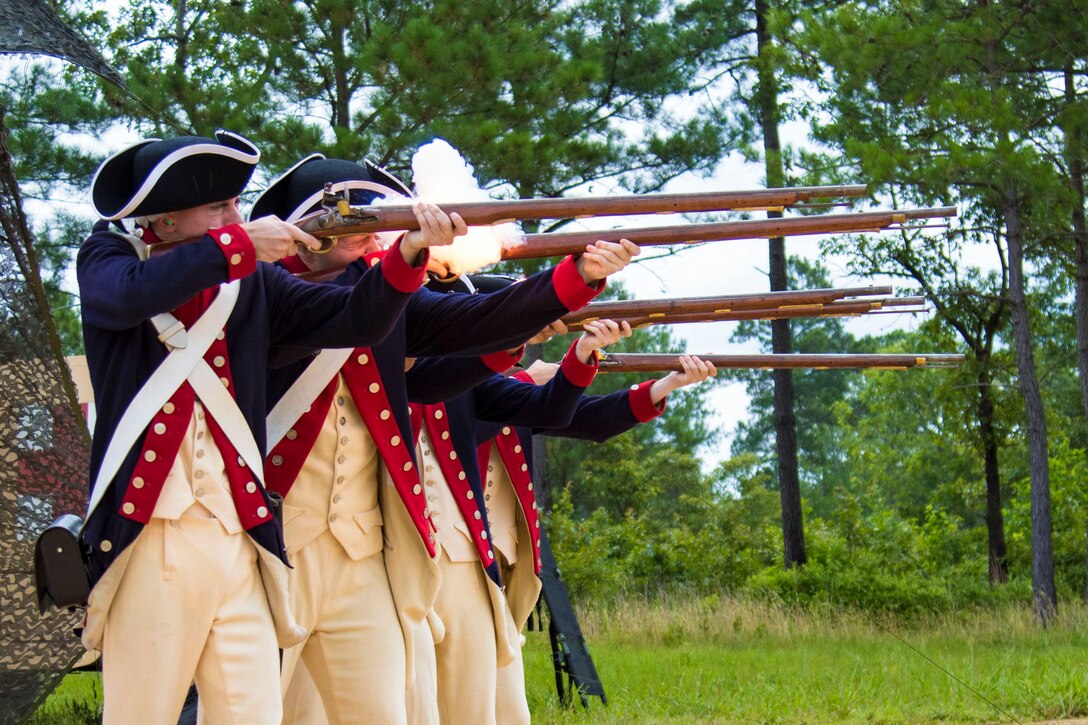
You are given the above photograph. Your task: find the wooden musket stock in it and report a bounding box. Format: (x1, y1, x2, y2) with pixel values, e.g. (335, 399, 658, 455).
(597, 353, 965, 372)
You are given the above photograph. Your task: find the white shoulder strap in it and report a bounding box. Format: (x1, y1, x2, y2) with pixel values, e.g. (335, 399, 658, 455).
(85, 280, 239, 521)
(188, 357, 265, 484)
(117, 231, 188, 349)
(266, 348, 354, 451)
(143, 285, 267, 487)
(115, 232, 261, 477)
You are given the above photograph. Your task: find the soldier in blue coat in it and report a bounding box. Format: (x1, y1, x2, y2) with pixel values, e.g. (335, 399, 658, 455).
(77, 131, 463, 724)
(411, 319, 630, 725)
(481, 352, 717, 723)
(250, 155, 639, 724)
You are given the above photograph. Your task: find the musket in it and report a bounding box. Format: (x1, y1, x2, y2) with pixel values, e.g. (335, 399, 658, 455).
(295, 184, 871, 241)
(563, 285, 895, 324)
(596, 352, 965, 372)
(293, 205, 955, 282)
(565, 297, 928, 331)
(501, 207, 957, 260)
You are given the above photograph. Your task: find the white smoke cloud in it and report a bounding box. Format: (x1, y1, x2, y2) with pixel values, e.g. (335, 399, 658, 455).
(409, 139, 524, 275)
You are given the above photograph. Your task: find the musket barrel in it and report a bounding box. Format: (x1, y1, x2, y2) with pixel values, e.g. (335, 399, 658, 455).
(596, 353, 965, 372)
(568, 297, 928, 330)
(563, 286, 895, 324)
(897, 206, 958, 220)
(296, 184, 871, 238)
(501, 207, 957, 260)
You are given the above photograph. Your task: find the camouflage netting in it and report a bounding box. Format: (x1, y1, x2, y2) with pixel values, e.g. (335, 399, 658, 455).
(0, 4, 122, 720)
(0, 90, 93, 725)
(0, 0, 124, 88)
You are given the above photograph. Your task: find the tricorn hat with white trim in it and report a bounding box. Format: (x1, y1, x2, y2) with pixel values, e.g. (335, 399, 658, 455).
(91, 131, 261, 221)
(248, 155, 413, 223)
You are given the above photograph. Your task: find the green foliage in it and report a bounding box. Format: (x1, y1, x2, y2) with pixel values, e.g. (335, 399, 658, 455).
(727, 257, 878, 515)
(546, 302, 1088, 615)
(536, 280, 723, 517)
(55, 0, 739, 191)
(548, 469, 1046, 617)
(546, 459, 783, 602)
(33, 211, 88, 355)
(1005, 432, 1088, 596)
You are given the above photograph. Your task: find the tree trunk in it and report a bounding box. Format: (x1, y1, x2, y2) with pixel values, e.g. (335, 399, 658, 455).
(1003, 183, 1056, 623)
(755, 0, 805, 567)
(329, 19, 351, 130)
(1062, 66, 1088, 604)
(976, 364, 1007, 583)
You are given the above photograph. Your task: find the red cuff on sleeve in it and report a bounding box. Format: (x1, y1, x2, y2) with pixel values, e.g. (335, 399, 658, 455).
(363, 249, 389, 269)
(482, 346, 524, 373)
(209, 224, 256, 281)
(279, 254, 309, 275)
(552, 255, 606, 311)
(560, 340, 598, 388)
(512, 370, 534, 384)
(380, 239, 429, 293)
(629, 379, 666, 422)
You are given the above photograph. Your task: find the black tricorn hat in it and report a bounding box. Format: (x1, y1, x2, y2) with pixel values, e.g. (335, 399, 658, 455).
(91, 131, 260, 220)
(248, 155, 413, 223)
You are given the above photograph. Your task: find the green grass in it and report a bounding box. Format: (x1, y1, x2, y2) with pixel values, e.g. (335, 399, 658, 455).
(34, 594, 1088, 724)
(522, 594, 1088, 724)
(28, 671, 101, 725)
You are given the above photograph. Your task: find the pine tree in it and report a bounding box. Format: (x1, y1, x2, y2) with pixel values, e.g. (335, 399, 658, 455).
(797, 0, 1066, 617)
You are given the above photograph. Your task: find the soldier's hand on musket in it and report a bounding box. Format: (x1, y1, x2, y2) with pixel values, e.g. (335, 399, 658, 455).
(526, 320, 569, 345)
(649, 355, 716, 402)
(401, 203, 468, 264)
(575, 239, 641, 283)
(243, 215, 323, 262)
(522, 360, 560, 385)
(575, 319, 632, 363)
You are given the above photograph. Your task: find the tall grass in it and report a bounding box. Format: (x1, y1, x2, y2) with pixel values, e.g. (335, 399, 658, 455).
(577, 591, 1088, 645)
(523, 592, 1088, 724)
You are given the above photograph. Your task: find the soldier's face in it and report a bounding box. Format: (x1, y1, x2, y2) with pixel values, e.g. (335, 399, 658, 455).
(297, 232, 380, 272)
(163, 197, 244, 240)
(327, 233, 381, 265)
